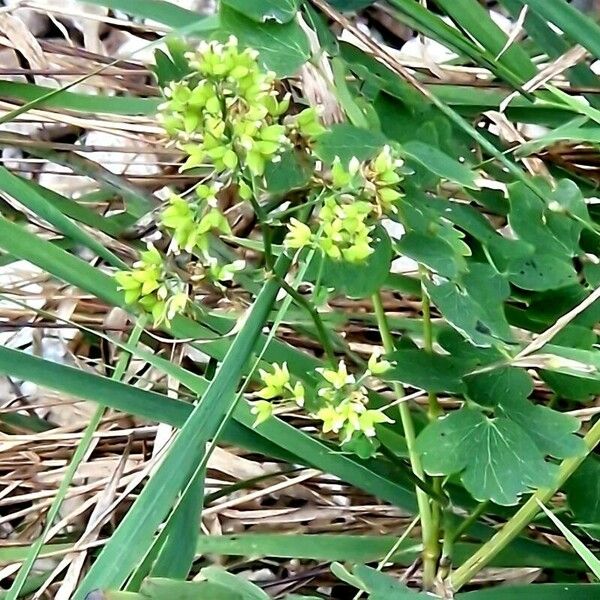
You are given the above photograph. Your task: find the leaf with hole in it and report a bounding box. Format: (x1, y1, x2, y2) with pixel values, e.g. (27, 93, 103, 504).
(222, 0, 300, 23)
(402, 141, 478, 189)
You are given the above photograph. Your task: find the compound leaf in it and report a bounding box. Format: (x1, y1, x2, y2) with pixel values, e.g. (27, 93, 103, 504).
(417, 408, 557, 505)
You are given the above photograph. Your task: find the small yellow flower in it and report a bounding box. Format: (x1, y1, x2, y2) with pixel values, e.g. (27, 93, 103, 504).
(287, 381, 305, 407)
(257, 362, 290, 399)
(368, 349, 393, 375)
(317, 360, 355, 390)
(251, 400, 273, 426)
(358, 410, 394, 437)
(285, 218, 313, 250)
(317, 406, 346, 434)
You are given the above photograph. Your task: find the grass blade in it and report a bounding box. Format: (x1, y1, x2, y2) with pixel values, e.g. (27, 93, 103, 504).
(72, 253, 292, 595)
(523, 0, 600, 61)
(0, 167, 126, 268)
(537, 501, 600, 579)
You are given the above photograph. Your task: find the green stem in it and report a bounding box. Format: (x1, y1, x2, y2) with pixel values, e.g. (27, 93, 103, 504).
(440, 500, 490, 579)
(449, 501, 490, 548)
(371, 291, 436, 589)
(247, 188, 274, 270)
(420, 268, 442, 420)
(450, 418, 600, 591)
(275, 275, 336, 365)
(419, 266, 443, 584)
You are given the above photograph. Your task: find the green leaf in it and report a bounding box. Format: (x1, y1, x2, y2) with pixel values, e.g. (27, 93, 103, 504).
(386, 349, 467, 394)
(433, 0, 536, 81)
(74, 0, 213, 28)
(219, 6, 309, 76)
(351, 565, 429, 599)
(458, 584, 600, 599)
(329, 0, 377, 10)
(396, 231, 467, 279)
(149, 471, 204, 579)
(139, 577, 242, 600)
(318, 225, 393, 298)
(222, 0, 300, 23)
(402, 141, 478, 189)
(507, 254, 578, 292)
(0, 81, 158, 115)
(424, 264, 513, 347)
(192, 532, 582, 570)
(332, 57, 370, 128)
(153, 39, 193, 87)
(508, 181, 583, 258)
(498, 396, 585, 460)
(523, 0, 600, 62)
(313, 123, 387, 164)
(564, 456, 600, 540)
(541, 370, 600, 403)
(417, 408, 557, 505)
(0, 167, 125, 269)
(264, 150, 311, 194)
(465, 367, 533, 408)
(199, 567, 269, 600)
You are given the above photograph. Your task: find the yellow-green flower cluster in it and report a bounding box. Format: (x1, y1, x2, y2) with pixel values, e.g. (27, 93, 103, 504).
(314, 359, 393, 446)
(157, 37, 291, 177)
(251, 362, 305, 425)
(284, 146, 404, 264)
(161, 184, 230, 253)
(284, 197, 374, 264)
(114, 245, 187, 326)
(363, 145, 404, 216)
(252, 354, 394, 457)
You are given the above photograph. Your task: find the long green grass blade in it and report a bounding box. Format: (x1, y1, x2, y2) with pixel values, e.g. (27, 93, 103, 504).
(193, 533, 582, 569)
(0, 167, 125, 268)
(433, 0, 535, 80)
(524, 0, 600, 61)
(537, 502, 600, 579)
(78, 0, 216, 28)
(459, 584, 600, 599)
(72, 253, 291, 595)
(0, 81, 158, 115)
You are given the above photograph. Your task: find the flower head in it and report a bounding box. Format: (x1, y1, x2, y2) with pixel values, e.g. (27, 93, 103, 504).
(257, 362, 290, 399)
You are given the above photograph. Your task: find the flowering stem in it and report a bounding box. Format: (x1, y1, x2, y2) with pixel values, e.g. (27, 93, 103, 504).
(371, 291, 436, 589)
(420, 267, 442, 420)
(420, 266, 443, 582)
(276, 275, 336, 365)
(246, 176, 275, 271)
(449, 417, 600, 591)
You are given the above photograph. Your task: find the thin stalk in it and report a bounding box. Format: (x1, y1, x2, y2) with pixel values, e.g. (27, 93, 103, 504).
(439, 500, 490, 579)
(419, 266, 443, 583)
(420, 271, 442, 420)
(6, 317, 146, 600)
(371, 291, 436, 589)
(450, 418, 600, 591)
(276, 275, 336, 365)
(248, 179, 274, 270)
